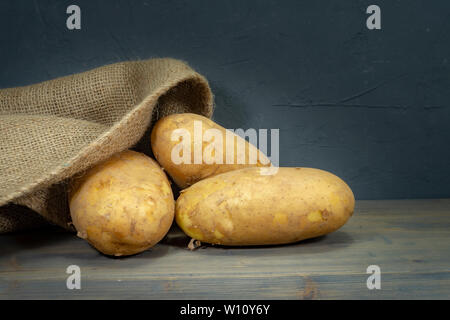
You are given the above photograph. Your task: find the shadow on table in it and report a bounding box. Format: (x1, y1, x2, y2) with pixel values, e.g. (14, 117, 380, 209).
(0, 226, 171, 263)
(163, 225, 354, 256)
(0, 223, 354, 263)
(0, 227, 70, 256)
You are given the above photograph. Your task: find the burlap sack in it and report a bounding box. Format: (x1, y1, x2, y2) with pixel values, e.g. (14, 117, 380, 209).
(0, 58, 214, 233)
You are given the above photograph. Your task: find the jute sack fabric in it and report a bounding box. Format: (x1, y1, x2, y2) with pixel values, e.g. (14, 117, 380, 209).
(0, 58, 213, 233)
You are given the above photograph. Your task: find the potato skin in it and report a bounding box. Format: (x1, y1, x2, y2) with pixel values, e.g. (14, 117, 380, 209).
(151, 113, 270, 188)
(176, 167, 355, 246)
(69, 150, 174, 256)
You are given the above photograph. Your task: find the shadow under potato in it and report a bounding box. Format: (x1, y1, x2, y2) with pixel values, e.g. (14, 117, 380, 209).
(163, 224, 354, 255)
(97, 243, 171, 260)
(0, 218, 353, 260)
(0, 224, 72, 258)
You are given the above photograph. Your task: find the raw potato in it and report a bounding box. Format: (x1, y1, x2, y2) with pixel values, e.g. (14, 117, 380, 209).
(69, 150, 175, 256)
(176, 167, 355, 246)
(151, 113, 271, 188)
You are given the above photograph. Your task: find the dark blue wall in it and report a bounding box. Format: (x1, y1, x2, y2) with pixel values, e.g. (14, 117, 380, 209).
(1, 0, 449, 199)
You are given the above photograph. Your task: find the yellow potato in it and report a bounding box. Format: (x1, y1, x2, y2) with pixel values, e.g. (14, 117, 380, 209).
(176, 167, 354, 246)
(151, 113, 270, 188)
(69, 150, 174, 256)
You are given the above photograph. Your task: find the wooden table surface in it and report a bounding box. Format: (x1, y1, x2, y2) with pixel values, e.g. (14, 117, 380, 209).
(0, 199, 449, 300)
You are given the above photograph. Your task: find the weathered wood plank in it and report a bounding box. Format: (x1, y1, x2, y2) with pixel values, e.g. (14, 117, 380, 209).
(0, 199, 449, 299)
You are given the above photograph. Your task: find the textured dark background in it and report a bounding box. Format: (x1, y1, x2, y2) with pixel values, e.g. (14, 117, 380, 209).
(0, 0, 449, 200)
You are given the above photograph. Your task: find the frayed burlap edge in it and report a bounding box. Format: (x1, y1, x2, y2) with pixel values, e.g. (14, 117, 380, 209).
(0, 58, 213, 233)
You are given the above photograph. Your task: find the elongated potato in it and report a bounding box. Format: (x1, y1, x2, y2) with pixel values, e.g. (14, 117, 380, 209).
(69, 150, 174, 256)
(151, 113, 270, 188)
(176, 167, 354, 245)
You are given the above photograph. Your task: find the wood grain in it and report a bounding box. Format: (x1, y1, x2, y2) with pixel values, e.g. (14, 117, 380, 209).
(0, 199, 449, 299)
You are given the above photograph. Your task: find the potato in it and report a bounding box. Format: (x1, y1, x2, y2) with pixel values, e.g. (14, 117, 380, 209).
(151, 113, 271, 188)
(176, 167, 354, 246)
(69, 150, 174, 256)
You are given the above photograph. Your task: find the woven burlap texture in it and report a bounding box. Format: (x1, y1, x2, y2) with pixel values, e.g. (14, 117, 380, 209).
(0, 58, 214, 233)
